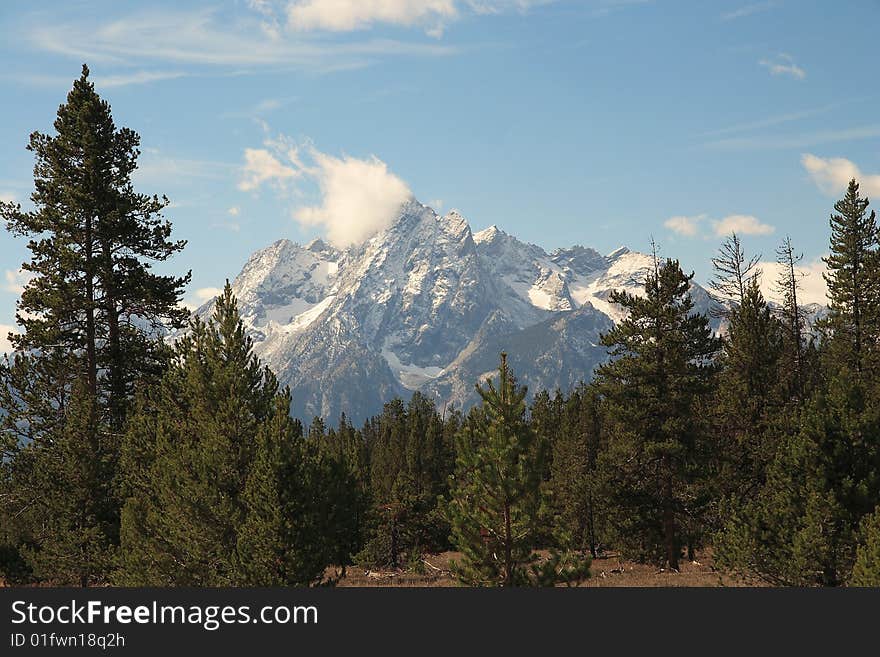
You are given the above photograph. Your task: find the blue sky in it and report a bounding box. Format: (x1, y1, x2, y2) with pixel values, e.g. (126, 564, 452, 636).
(1, 0, 879, 348)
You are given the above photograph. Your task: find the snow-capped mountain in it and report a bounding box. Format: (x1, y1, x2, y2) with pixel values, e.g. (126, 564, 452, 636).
(198, 199, 720, 423)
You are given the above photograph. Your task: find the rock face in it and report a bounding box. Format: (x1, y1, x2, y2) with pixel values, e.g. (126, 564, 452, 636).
(197, 199, 721, 423)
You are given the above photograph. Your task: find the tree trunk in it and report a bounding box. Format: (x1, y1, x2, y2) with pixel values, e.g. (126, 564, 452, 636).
(662, 463, 678, 571)
(102, 243, 125, 431)
(587, 490, 597, 558)
(503, 500, 513, 586)
(84, 213, 98, 417)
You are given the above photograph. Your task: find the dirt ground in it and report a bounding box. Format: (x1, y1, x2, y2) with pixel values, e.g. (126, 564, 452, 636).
(0, 551, 755, 588)
(333, 550, 756, 587)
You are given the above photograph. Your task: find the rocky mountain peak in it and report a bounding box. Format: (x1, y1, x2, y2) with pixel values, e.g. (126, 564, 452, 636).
(200, 199, 720, 422)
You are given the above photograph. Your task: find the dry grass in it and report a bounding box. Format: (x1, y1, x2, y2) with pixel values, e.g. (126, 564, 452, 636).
(333, 549, 757, 587)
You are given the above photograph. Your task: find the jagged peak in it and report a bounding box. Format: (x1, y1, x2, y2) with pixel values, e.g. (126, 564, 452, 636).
(441, 208, 472, 240)
(606, 246, 631, 260)
(473, 224, 505, 244)
(305, 237, 340, 256)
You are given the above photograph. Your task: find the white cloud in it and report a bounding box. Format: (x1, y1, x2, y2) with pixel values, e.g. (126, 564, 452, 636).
(287, 0, 458, 35)
(801, 153, 880, 197)
(283, 0, 558, 35)
(721, 1, 777, 21)
(238, 148, 301, 192)
(428, 199, 445, 211)
(664, 214, 705, 237)
(0, 191, 16, 204)
(228, 206, 241, 216)
(195, 287, 223, 302)
(181, 286, 223, 312)
(3, 269, 31, 295)
(0, 324, 18, 355)
(759, 53, 806, 80)
(295, 150, 412, 247)
(238, 133, 412, 247)
(758, 258, 828, 306)
(713, 214, 775, 236)
(663, 213, 773, 238)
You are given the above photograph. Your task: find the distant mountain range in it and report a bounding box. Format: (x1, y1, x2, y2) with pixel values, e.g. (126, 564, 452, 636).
(197, 199, 822, 423)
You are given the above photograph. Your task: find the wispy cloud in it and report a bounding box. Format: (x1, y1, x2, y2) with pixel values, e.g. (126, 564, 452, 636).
(721, 1, 778, 21)
(586, 0, 654, 18)
(699, 102, 840, 139)
(801, 154, 880, 197)
(134, 153, 238, 185)
(14, 0, 652, 81)
(238, 148, 302, 192)
(2, 70, 188, 89)
(704, 125, 880, 151)
(759, 53, 805, 80)
(97, 70, 188, 87)
(21, 7, 459, 73)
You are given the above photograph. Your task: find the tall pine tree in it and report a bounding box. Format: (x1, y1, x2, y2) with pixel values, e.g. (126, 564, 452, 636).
(819, 179, 880, 380)
(596, 256, 720, 569)
(0, 65, 189, 584)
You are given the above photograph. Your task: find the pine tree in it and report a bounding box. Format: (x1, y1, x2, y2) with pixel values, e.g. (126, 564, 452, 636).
(0, 65, 189, 584)
(312, 415, 369, 576)
(710, 232, 761, 314)
(0, 64, 189, 432)
(116, 284, 279, 585)
(4, 379, 116, 585)
(774, 236, 808, 398)
(596, 256, 720, 569)
(444, 354, 590, 586)
(819, 179, 880, 380)
(850, 506, 880, 586)
(717, 375, 880, 586)
(716, 184, 880, 586)
(713, 277, 785, 504)
(547, 383, 606, 556)
(357, 393, 453, 569)
(235, 392, 331, 586)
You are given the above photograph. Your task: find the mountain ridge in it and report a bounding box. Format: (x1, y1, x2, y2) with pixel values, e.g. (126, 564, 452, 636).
(197, 199, 723, 422)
